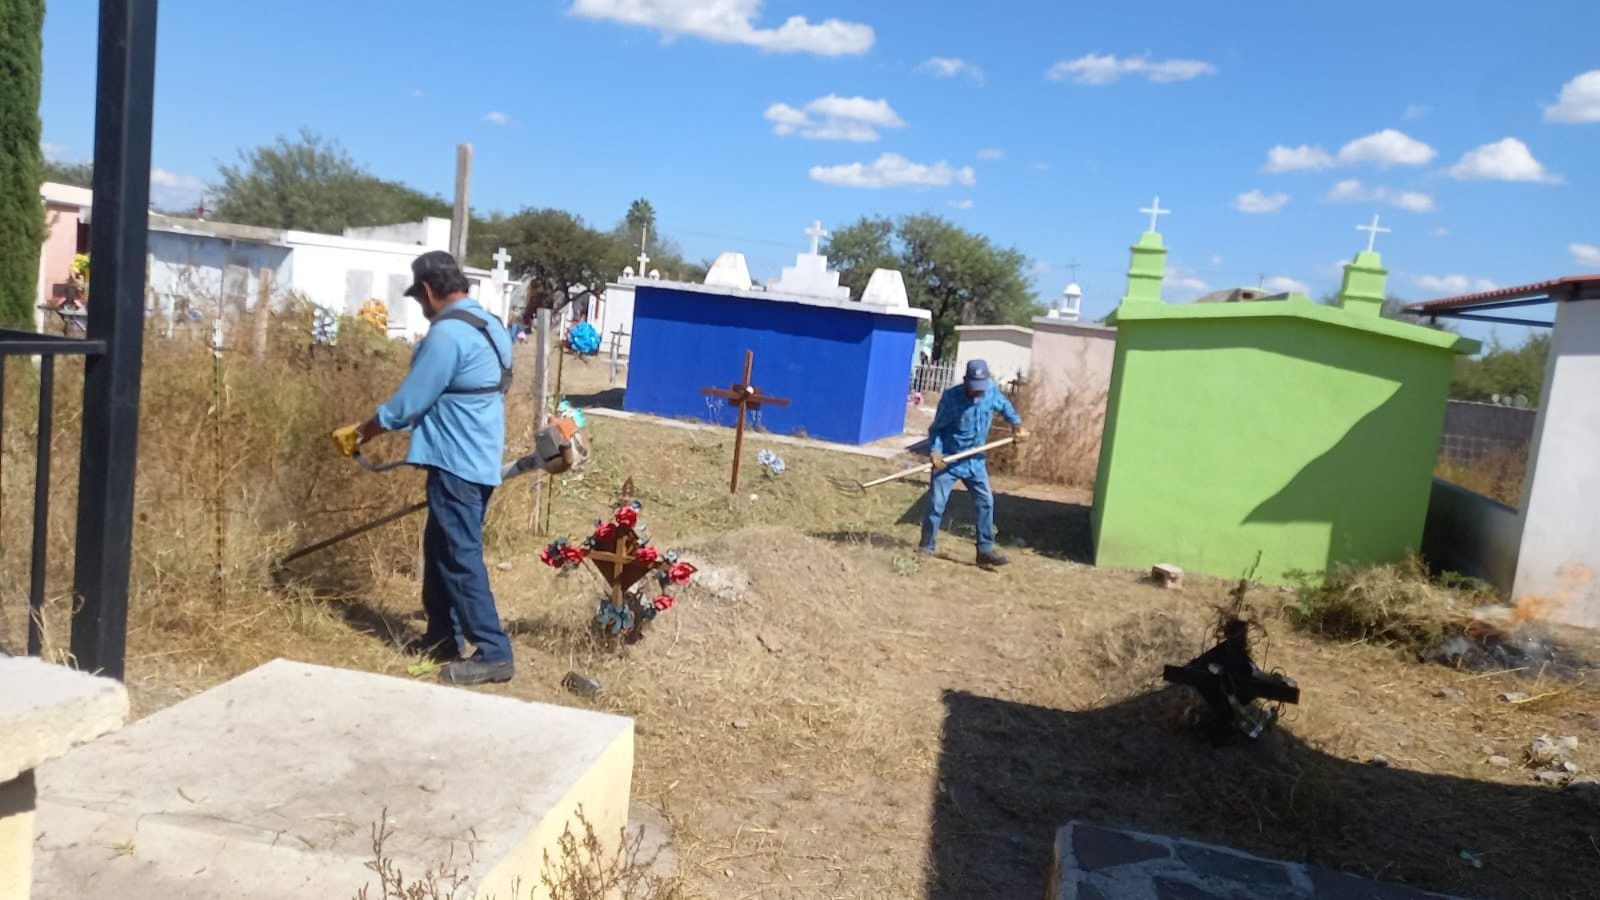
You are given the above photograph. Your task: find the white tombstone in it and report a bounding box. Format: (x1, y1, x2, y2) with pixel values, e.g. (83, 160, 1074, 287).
(648, 269, 661, 280)
(622, 266, 635, 278)
(861, 268, 910, 309)
(767, 219, 850, 301)
(704, 252, 754, 290)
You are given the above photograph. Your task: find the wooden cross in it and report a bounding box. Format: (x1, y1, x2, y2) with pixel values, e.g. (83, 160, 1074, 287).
(584, 478, 650, 610)
(700, 349, 791, 493)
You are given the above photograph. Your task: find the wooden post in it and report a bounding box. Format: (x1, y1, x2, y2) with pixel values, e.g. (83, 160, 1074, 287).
(730, 350, 753, 493)
(450, 143, 472, 262)
(529, 306, 551, 532)
(543, 325, 567, 535)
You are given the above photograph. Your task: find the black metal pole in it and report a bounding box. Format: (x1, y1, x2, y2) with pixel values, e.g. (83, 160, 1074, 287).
(29, 357, 54, 656)
(70, 0, 158, 679)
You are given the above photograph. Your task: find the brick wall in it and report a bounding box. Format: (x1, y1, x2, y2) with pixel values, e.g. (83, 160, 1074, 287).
(1438, 399, 1535, 462)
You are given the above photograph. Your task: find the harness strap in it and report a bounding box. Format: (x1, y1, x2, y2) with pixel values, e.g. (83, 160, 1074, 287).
(432, 308, 512, 395)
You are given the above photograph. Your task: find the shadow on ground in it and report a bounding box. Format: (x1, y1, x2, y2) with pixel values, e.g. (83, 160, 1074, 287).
(562, 386, 625, 410)
(895, 487, 1094, 563)
(927, 688, 1599, 899)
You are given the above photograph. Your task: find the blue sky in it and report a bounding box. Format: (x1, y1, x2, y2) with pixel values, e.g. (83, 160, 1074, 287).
(38, 0, 1600, 344)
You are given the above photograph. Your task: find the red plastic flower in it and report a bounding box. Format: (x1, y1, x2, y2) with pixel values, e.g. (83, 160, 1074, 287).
(560, 544, 587, 565)
(592, 522, 617, 542)
(634, 545, 660, 564)
(539, 545, 562, 568)
(668, 562, 697, 585)
(653, 595, 676, 612)
(615, 507, 639, 528)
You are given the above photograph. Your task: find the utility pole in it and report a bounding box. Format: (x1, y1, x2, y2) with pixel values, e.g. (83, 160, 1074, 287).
(450, 143, 472, 261)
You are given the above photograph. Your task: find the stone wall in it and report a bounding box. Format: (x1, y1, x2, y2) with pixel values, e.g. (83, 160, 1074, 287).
(1438, 400, 1535, 462)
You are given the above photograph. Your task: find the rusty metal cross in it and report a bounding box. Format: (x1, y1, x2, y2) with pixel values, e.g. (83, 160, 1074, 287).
(700, 349, 791, 493)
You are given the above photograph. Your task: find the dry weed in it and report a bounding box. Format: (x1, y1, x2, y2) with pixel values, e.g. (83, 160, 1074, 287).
(1285, 555, 1496, 653)
(987, 379, 1105, 488)
(1435, 445, 1529, 507)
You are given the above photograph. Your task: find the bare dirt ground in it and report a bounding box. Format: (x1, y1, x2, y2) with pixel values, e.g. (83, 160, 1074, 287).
(20, 345, 1597, 899)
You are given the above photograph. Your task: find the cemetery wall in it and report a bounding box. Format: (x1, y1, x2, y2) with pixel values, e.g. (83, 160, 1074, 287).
(1093, 313, 1457, 583)
(1438, 400, 1535, 462)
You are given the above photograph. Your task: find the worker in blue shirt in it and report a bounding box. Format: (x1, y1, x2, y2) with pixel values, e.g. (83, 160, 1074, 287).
(920, 359, 1028, 567)
(354, 251, 516, 685)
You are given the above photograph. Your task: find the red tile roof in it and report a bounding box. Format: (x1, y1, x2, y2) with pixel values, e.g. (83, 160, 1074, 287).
(1406, 275, 1600, 313)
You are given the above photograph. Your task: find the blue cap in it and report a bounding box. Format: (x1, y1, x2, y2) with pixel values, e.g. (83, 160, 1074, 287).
(963, 359, 993, 392)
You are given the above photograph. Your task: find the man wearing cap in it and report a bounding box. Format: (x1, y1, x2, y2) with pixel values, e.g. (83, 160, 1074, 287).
(920, 359, 1027, 567)
(352, 251, 517, 685)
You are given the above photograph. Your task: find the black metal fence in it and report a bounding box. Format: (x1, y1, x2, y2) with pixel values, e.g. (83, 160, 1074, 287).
(2, 0, 157, 680)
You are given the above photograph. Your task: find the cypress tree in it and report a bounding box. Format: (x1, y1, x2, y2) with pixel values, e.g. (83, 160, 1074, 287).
(1, 0, 47, 327)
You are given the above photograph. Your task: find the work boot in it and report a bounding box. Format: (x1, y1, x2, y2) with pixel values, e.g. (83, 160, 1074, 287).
(407, 635, 461, 663)
(976, 549, 1011, 569)
(441, 657, 515, 685)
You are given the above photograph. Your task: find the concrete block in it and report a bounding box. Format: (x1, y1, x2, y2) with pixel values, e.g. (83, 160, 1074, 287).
(0, 656, 129, 784)
(33, 659, 634, 899)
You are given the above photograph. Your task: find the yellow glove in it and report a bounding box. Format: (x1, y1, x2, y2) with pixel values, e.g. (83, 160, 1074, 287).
(930, 450, 947, 472)
(331, 423, 361, 458)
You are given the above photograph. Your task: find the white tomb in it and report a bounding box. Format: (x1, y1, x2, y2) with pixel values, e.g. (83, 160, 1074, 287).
(33, 659, 634, 899)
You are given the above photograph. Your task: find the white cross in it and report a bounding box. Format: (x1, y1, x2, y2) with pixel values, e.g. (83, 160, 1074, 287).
(636, 225, 650, 277)
(1356, 214, 1391, 253)
(491, 246, 511, 275)
(1139, 196, 1171, 233)
(805, 219, 828, 255)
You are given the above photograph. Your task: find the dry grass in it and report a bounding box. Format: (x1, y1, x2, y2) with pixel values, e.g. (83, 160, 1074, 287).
(1435, 445, 1529, 507)
(988, 379, 1106, 489)
(1285, 555, 1497, 654)
(4, 330, 1599, 899)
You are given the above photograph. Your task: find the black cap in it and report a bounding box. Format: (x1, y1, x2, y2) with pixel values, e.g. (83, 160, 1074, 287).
(404, 250, 465, 299)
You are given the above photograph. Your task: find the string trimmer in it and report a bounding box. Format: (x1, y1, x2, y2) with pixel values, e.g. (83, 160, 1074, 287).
(275, 418, 587, 567)
(833, 437, 1014, 496)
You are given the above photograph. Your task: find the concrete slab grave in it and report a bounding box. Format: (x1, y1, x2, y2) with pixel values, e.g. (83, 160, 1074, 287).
(32, 659, 634, 899)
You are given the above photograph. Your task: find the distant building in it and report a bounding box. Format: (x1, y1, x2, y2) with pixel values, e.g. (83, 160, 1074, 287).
(35, 184, 510, 341)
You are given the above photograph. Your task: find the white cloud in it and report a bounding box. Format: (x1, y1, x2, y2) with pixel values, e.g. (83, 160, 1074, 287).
(570, 0, 873, 56)
(1262, 129, 1434, 173)
(1263, 275, 1309, 294)
(1262, 144, 1334, 173)
(1210, 254, 1223, 266)
(1403, 104, 1432, 120)
(410, 88, 426, 99)
(976, 147, 1004, 161)
(1165, 264, 1209, 297)
(484, 111, 510, 125)
(809, 153, 976, 189)
(1031, 162, 1050, 172)
(1321, 179, 1435, 213)
(1335, 129, 1436, 168)
(1432, 226, 1450, 237)
(1414, 274, 1499, 295)
(1544, 70, 1600, 124)
(764, 94, 905, 142)
(1046, 53, 1216, 86)
(40, 141, 72, 162)
(949, 198, 974, 210)
(1572, 243, 1600, 267)
(1448, 137, 1560, 183)
(1233, 189, 1289, 214)
(917, 56, 984, 84)
(150, 168, 207, 210)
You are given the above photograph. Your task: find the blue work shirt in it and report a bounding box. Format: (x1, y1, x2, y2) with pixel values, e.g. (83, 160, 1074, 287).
(375, 298, 510, 487)
(928, 384, 1021, 476)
